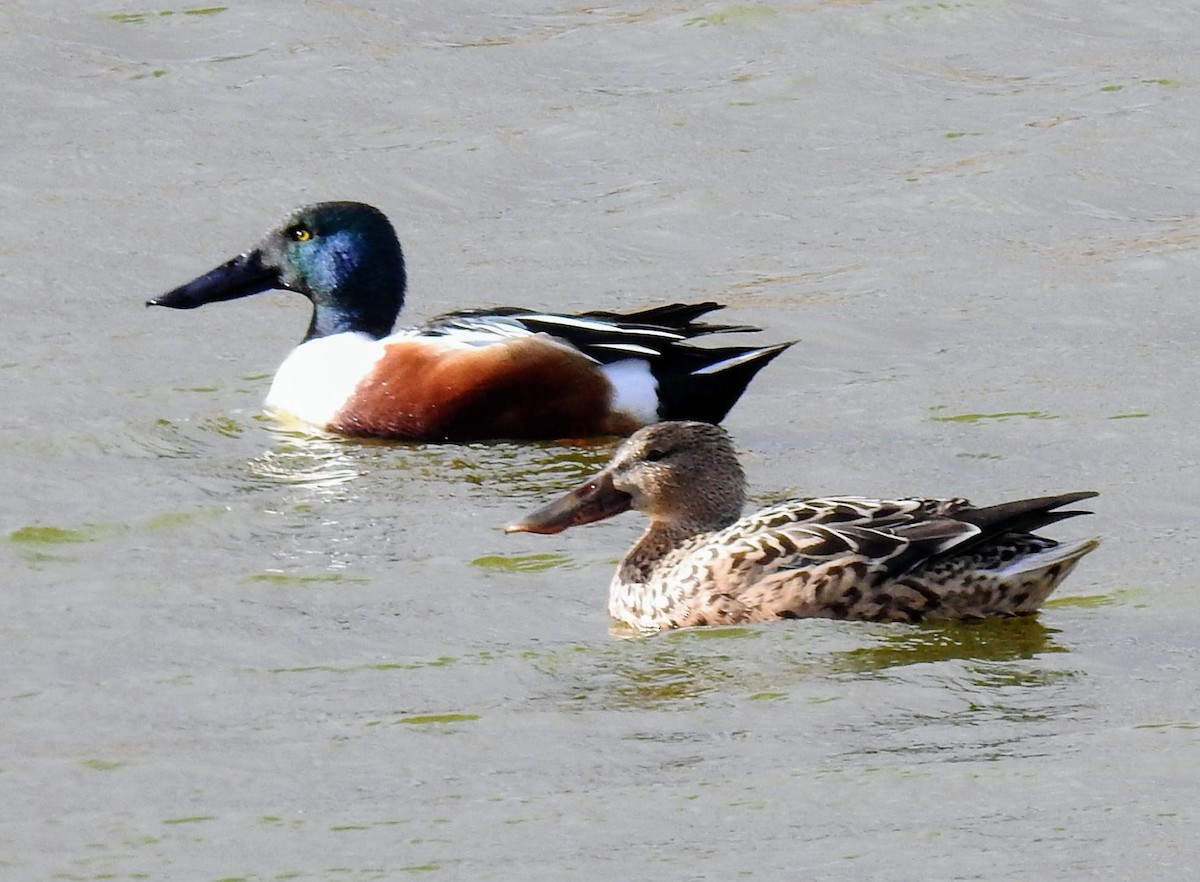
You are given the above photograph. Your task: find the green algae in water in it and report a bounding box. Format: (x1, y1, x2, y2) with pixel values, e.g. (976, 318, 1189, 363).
(271, 656, 455, 675)
(1046, 587, 1141, 609)
(142, 507, 226, 531)
(668, 625, 758, 642)
(245, 571, 366, 586)
(1108, 412, 1150, 420)
(162, 815, 215, 825)
(7, 525, 94, 544)
(11, 510, 226, 549)
(930, 410, 1057, 423)
(834, 617, 1064, 674)
(895, 1, 973, 20)
(1045, 593, 1113, 609)
(110, 7, 227, 23)
(686, 5, 778, 26)
(806, 695, 842, 705)
(396, 713, 480, 725)
(80, 759, 125, 771)
(470, 552, 573, 573)
(201, 415, 244, 438)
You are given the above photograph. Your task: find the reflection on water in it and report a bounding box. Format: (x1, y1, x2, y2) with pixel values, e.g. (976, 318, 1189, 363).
(831, 617, 1064, 676)
(529, 617, 1071, 714)
(230, 428, 621, 572)
(393, 437, 615, 503)
(515, 618, 1088, 768)
(246, 427, 363, 492)
(605, 629, 768, 708)
(243, 425, 616, 501)
(132, 417, 223, 460)
(832, 620, 1083, 764)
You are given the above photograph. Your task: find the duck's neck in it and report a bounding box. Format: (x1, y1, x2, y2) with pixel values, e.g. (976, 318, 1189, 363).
(305, 300, 399, 341)
(617, 519, 712, 586)
(302, 247, 406, 342)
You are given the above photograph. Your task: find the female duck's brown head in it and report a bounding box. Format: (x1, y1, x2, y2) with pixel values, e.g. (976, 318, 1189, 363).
(506, 421, 747, 537)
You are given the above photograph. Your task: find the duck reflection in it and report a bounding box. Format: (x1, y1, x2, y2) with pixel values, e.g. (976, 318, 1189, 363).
(831, 616, 1063, 676)
(244, 425, 616, 501)
(246, 425, 362, 492)
(539, 616, 1066, 713)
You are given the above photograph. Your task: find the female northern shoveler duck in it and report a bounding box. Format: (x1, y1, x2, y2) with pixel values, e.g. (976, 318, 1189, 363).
(507, 421, 1100, 631)
(147, 202, 793, 441)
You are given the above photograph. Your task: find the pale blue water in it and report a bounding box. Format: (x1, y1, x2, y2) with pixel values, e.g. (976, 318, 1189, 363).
(2, 2, 1198, 879)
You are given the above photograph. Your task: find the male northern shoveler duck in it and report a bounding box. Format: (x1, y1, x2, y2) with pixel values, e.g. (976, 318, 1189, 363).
(507, 421, 1100, 631)
(147, 202, 793, 441)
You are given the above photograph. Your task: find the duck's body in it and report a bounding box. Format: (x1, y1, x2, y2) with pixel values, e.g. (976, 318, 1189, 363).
(148, 202, 792, 441)
(507, 421, 1100, 631)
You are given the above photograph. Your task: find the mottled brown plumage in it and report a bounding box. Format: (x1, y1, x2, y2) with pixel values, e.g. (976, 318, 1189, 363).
(507, 421, 1100, 632)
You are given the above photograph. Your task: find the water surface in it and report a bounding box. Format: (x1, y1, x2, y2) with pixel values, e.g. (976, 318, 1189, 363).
(2, 1, 1198, 879)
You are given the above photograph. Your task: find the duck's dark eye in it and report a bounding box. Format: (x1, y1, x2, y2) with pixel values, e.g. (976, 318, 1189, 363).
(287, 225, 313, 242)
(645, 448, 668, 463)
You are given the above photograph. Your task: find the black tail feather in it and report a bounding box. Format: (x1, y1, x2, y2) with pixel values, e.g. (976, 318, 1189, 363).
(945, 489, 1099, 559)
(959, 491, 1099, 537)
(905, 491, 1099, 572)
(580, 301, 758, 335)
(655, 342, 795, 423)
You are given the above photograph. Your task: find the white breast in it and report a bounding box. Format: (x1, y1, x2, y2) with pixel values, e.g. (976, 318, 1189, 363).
(264, 332, 385, 429)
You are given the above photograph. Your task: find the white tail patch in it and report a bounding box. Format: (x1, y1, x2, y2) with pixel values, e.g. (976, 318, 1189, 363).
(602, 358, 660, 424)
(592, 342, 662, 357)
(998, 537, 1100, 578)
(690, 346, 780, 376)
(522, 313, 684, 340)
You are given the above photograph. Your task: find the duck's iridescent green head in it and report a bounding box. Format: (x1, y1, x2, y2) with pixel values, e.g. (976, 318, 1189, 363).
(148, 202, 407, 340)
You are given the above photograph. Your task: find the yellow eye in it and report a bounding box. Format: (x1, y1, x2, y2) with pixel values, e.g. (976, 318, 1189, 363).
(289, 225, 313, 242)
